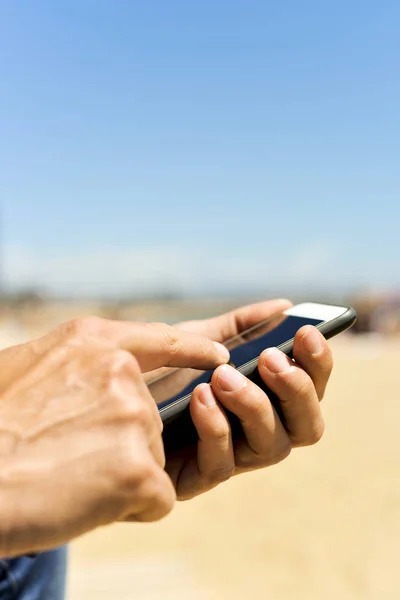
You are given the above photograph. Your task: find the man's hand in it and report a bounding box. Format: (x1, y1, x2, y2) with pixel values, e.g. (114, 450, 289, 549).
(164, 299, 334, 499)
(0, 317, 229, 556)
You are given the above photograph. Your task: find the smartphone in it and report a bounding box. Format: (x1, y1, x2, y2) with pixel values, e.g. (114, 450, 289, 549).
(148, 302, 357, 453)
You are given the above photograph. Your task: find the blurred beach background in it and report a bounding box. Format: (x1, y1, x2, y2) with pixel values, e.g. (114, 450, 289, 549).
(1, 1, 400, 598)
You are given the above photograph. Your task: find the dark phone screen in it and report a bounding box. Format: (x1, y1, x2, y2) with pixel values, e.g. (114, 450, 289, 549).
(149, 314, 322, 410)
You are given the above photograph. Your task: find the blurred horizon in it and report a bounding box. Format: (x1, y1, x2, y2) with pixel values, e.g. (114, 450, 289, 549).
(0, 278, 397, 304)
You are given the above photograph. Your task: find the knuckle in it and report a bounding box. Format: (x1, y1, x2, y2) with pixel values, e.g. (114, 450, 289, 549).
(233, 384, 270, 420)
(291, 374, 314, 401)
(107, 350, 140, 377)
(117, 395, 153, 426)
(236, 438, 292, 470)
(46, 343, 74, 365)
(134, 459, 160, 488)
(133, 402, 154, 428)
(144, 473, 175, 509)
(208, 420, 231, 443)
(315, 344, 334, 373)
(292, 419, 325, 447)
(119, 456, 175, 518)
(63, 316, 103, 339)
(103, 355, 152, 426)
(307, 419, 325, 445)
(270, 439, 292, 464)
(206, 464, 235, 485)
(310, 344, 334, 384)
(247, 392, 269, 419)
(117, 454, 157, 490)
(325, 350, 334, 375)
(152, 322, 181, 356)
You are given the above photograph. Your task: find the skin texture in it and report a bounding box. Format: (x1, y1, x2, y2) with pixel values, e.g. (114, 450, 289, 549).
(0, 300, 333, 556)
(0, 318, 229, 556)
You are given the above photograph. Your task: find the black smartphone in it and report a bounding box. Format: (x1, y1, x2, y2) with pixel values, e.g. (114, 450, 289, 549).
(147, 302, 357, 454)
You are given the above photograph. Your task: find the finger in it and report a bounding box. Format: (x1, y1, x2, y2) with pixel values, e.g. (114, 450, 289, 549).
(292, 326, 334, 400)
(56, 317, 230, 372)
(189, 384, 235, 491)
(258, 348, 325, 447)
(211, 365, 291, 470)
(176, 299, 293, 342)
(165, 384, 235, 500)
(116, 322, 230, 372)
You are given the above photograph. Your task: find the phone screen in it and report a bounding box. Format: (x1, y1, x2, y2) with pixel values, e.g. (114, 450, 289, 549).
(149, 314, 322, 410)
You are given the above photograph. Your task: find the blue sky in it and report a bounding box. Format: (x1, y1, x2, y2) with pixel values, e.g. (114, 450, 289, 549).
(1, 1, 399, 296)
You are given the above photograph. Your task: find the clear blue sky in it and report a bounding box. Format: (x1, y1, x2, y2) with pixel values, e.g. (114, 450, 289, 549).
(1, 1, 399, 296)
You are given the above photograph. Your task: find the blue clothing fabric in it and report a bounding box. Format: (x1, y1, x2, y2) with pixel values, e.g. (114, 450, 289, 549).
(0, 548, 67, 600)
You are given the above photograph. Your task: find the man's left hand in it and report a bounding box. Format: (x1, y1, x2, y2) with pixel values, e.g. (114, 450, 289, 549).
(162, 299, 333, 499)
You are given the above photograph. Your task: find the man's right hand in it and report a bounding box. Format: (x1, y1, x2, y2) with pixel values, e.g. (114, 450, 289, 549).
(0, 317, 229, 557)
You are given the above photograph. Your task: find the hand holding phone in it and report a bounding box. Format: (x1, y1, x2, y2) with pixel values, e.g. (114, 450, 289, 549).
(147, 301, 356, 499)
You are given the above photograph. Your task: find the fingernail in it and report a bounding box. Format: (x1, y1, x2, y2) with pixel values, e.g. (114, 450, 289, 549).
(213, 342, 230, 363)
(302, 327, 324, 355)
(216, 364, 246, 391)
(199, 384, 216, 406)
(264, 348, 292, 374)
